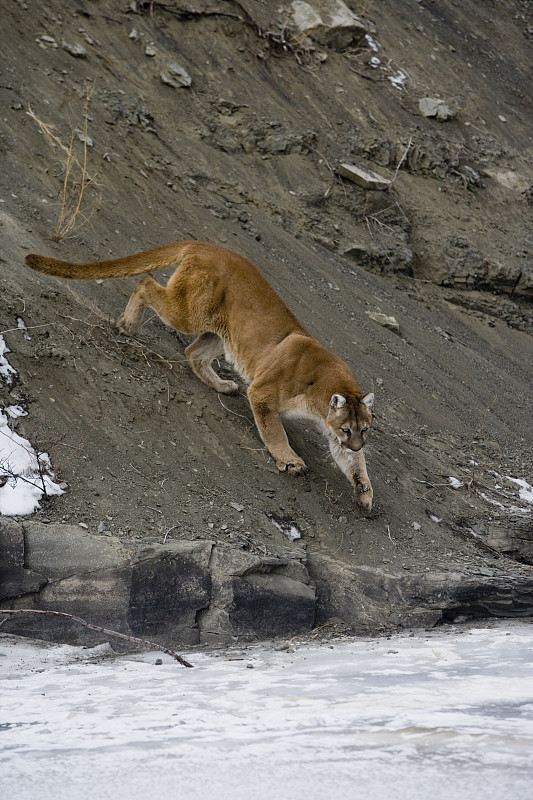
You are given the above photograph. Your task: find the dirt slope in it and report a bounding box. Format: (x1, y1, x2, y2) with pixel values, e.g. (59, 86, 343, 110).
(1, 0, 532, 625)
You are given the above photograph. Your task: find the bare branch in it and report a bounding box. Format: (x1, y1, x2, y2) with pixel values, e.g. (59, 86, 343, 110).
(0, 450, 51, 497)
(0, 609, 193, 668)
(390, 136, 412, 186)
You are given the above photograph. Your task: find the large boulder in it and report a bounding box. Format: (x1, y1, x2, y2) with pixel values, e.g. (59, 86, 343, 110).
(289, 1, 368, 50)
(308, 554, 533, 631)
(2, 524, 533, 647)
(0, 519, 46, 598)
(0, 525, 316, 646)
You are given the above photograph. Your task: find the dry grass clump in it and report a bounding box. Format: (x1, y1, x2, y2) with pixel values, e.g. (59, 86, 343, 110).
(27, 82, 99, 239)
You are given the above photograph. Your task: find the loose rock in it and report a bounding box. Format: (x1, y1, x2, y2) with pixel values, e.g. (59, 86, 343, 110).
(160, 63, 192, 88)
(365, 311, 400, 333)
(419, 97, 454, 120)
(289, 0, 368, 51)
(338, 163, 391, 190)
(62, 40, 87, 58)
(37, 34, 57, 48)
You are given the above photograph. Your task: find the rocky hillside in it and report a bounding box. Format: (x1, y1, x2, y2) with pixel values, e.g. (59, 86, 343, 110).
(1, 0, 532, 645)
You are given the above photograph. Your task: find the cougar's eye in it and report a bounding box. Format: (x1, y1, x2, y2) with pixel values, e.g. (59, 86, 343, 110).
(361, 427, 369, 434)
(341, 427, 351, 435)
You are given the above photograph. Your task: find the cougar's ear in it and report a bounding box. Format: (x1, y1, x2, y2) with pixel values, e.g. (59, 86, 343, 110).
(330, 393, 347, 410)
(361, 392, 374, 410)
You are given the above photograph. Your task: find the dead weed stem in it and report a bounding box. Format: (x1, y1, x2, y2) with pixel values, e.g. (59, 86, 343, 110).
(27, 82, 99, 239)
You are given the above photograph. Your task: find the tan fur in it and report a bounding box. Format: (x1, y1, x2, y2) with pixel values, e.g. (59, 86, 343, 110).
(25, 241, 374, 513)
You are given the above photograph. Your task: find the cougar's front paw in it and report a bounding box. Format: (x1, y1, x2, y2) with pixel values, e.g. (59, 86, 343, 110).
(355, 482, 373, 516)
(276, 457, 308, 476)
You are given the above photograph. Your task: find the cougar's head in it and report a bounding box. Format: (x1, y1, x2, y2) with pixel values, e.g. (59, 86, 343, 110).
(326, 392, 374, 452)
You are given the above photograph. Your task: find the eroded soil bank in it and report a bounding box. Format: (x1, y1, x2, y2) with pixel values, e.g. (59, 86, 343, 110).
(1, 0, 532, 643)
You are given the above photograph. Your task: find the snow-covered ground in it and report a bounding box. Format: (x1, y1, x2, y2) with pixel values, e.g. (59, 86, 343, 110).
(1, 621, 533, 800)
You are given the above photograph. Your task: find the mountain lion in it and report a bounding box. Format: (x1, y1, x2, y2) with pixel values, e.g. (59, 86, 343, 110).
(25, 241, 374, 513)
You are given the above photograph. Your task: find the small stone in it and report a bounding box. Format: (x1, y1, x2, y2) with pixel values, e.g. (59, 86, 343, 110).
(453, 614, 469, 624)
(155, 658, 163, 665)
(365, 311, 400, 333)
(412, 522, 421, 531)
(75, 129, 93, 147)
(78, 28, 95, 46)
(97, 522, 106, 534)
(160, 63, 192, 88)
(38, 35, 58, 48)
(436, 103, 454, 121)
(78, 522, 88, 530)
(230, 502, 244, 513)
(62, 40, 87, 58)
(145, 44, 156, 57)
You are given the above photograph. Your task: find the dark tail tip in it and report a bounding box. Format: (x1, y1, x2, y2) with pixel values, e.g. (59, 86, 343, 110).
(25, 254, 41, 270)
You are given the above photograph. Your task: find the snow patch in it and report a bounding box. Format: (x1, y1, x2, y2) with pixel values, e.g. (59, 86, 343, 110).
(0, 336, 63, 515)
(479, 491, 505, 510)
(0, 335, 17, 385)
(504, 475, 533, 506)
(17, 317, 32, 340)
(365, 33, 379, 52)
(0, 411, 64, 515)
(448, 477, 463, 489)
(487, 471, 533, 514)
(5, 404, 27, 419)
(388, 69, 407, 89)
(270, 516, 302, 541)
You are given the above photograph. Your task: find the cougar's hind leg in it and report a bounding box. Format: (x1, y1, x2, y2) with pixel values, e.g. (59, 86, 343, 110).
(117, 275, 192, 336)
(185, 332, 239, 395)
(116, 276, 168, 336)
(117, 276, 238, 394)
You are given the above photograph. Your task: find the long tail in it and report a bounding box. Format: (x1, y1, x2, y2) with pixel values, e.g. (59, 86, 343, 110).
(24, 241, 196, 280)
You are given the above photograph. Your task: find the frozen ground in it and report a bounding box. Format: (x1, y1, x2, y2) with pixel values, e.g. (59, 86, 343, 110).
(1, 621, 533, 800)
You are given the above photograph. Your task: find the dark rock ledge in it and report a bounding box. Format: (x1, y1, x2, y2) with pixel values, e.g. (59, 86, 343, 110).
(1, 520, 532, 647)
